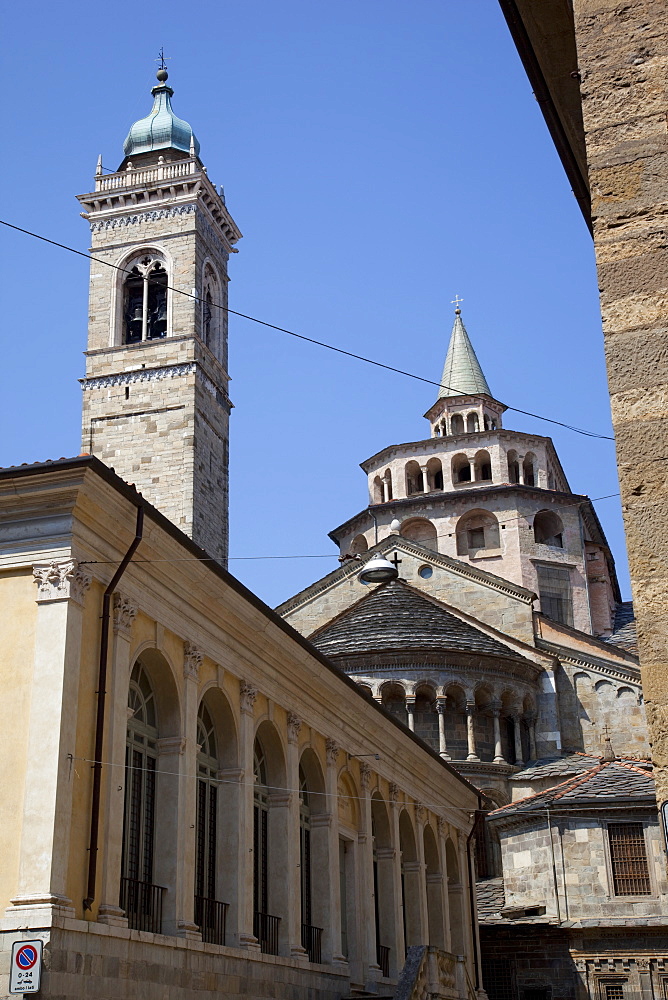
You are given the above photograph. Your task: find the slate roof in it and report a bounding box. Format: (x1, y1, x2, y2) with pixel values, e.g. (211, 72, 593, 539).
(603, 601, 638, 655)
(508, 752, 603, 781)
(476, 878, 505, 920)
(438, 311, 492, 399)
(489, 758, 656, 821)
(308, 579, 519, 660)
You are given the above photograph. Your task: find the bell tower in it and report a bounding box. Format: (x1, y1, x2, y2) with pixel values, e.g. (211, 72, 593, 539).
(78, 68, 241, 565)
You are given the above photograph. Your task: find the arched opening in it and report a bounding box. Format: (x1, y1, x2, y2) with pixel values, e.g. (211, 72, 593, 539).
(121, 651, 180, 934)
(405, 460, 423, 496)
(450, 413, 465, 435)
(452, 453, 471, 483)
(400, 517, 438, 551)
(483, 414, 491, 431)
(399, 810, 422, 947)
(123, 253, 168, 344)
(467, 412, 480, 433)
(384, 470, 393, 501)
(253, 722, 287, 955)
(507, 450, 520, 484)
(372, 793, 396, 977)
(455, 509, 500, 556)
(195, 687, 238, 944)
(382, 683, 407, 726)
(373, 477, 383, 504)
(500, 692, 517, 764)
(473, 686, 495, 763)
(426, 457, 444, 491)
(201, 263, 221, 354)
(350, 533, 369, 556)
(414, 686, 438, 751)
(299, 749, 327, 962)
(523, 452, 536, 487)
(446, 839, 465, 955)
(443, 686, 468, 761)
(424, 825, 445, 948)
(474, 449, 492, 482)
(533, 510, 564, 547)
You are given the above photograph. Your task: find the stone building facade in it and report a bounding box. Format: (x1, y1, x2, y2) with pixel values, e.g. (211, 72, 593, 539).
(496, 0, 668, 811)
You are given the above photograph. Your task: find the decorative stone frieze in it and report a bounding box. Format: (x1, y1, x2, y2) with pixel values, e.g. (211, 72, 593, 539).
(183, 641, 203, 681)
(240, 682, 257, 715)
(112, 594, 138, 636)
(286, 712, 302, 744)
(89, 204, 197, 232)
(33, 559, 92, 606)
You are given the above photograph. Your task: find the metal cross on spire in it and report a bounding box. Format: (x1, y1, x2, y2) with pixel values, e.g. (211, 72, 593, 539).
(156, 47, 170, 71)
(451, 294, 464, 313)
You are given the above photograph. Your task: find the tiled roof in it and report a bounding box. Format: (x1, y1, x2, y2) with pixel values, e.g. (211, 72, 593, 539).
(308, 579, 518, 660)
(438, 311, 492, 399)
(476, 878, 505, 919)
(603, 601, 638, 655)
(508, 752, 603, 781)
(490, 759, 655, 820)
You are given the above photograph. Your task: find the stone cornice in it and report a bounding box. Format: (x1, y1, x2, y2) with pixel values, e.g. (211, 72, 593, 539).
(535, 638, 641, 683)
(79, 361, 232, 411)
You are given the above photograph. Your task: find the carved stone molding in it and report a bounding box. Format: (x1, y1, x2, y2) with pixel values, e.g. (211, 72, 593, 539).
(90, 204, 197, 233)
(183, 641, 203, 682)
(240, 682, 257, 715)
(33, 559, 92, 606)
(359, 760, 371, 789)
(325, 738, 340, 765)
(113, 594, 137, 636)
(156, 736, 186, 755)
(287, 712, 302, 744)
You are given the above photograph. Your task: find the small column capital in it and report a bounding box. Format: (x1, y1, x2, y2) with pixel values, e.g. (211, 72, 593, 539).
(240, 681, 257, 715)
(112, 593, 138, 636)
(325, 738, 340, 765)
(287, 712, 302, 745)
(359, 760, 372, 789)
(33, 558, 91, 606)
(183, 640, 203, 681)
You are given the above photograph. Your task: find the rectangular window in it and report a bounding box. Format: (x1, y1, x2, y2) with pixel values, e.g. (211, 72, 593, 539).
(603, 984, 626, 1000)
(608, 823, 651, 896)
(468, 527, 485, 549)
(536, 564, 573, 627)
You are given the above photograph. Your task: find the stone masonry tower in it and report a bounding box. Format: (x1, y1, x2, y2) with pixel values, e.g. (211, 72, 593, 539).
(78, 68, 241, 565)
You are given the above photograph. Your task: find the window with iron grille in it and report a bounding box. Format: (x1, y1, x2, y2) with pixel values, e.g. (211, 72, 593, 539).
(253, 741, 269, 915)
(607, 823, 651, 896)
(536, 564, 573, 627)
(481, 958, 516, 1000)
(195, 703, 218, 901)
(602, 982, 626, 1000)
(122, 661, 158, 886)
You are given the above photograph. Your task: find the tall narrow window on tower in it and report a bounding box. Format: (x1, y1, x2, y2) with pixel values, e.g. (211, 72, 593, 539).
(536, 565, 573, 626)
(123, 254, 168, 344)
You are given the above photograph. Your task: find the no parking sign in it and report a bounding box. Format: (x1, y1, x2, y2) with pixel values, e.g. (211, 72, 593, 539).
(9, 940, 42, 994)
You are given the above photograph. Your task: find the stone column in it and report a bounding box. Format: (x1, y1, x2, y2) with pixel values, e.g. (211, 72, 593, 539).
(324, 739, 347, 967)
(286, 713, 307, 960)
(412, 804, 429, 943)
(97, 594, 137, 926)
(154, 734, 187, 936)
(382, 472, 392, 503)
(527, 716, 537, 762)
(571, 0, 668, 805)
(465, 703, 479, 762)
(517, 455, 525, 485)
(174, 641, 203, 940)
(6, 559, 91, 927)
(436, 699, 450, 759)
(406, 698, 415, 732)
(237, 682, 260, 950)
(491, 701, 505, 764)
(358, 762, 382, 987)
(435, 817, 451, 951)
(512, 715, 524, 768)
(469, 458, 476, 482)
(420, 464, 429, 492)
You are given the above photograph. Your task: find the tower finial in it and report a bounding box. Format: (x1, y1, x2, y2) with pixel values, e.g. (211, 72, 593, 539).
(155, 47, 170, 83)
(451, 294, 464, 316)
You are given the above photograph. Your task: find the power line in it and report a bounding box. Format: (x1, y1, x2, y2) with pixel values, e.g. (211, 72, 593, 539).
(0, 218, 615, 442)
(78, 492, 621, 566)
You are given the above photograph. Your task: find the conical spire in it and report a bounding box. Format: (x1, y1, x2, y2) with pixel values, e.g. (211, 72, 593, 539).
(438, 308, 491, 399)
(122, 68, 200, 160)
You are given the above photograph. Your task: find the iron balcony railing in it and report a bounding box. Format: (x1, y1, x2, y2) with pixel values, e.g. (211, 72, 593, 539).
(195, 895, 228, 946)
(377, 944, 391, 978)
(301, 923, 323, 963)
(120, 876, 165, 934)
(254, 910, 281, 955)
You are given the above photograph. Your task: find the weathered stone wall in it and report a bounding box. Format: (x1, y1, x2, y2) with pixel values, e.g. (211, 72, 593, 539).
(572, 0, 668, 798)
(480, 925, 577, 1000)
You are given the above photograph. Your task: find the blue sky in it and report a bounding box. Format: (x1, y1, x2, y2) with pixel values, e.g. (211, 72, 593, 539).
(0, 1, 628, 608)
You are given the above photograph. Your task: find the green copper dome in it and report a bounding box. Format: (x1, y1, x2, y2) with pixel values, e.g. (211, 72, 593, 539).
(123, 70, 200, 158)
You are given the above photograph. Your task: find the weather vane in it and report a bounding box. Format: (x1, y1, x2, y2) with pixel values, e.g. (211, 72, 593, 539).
(156, 47, 170, 72)
(451, 294, 464, 313)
